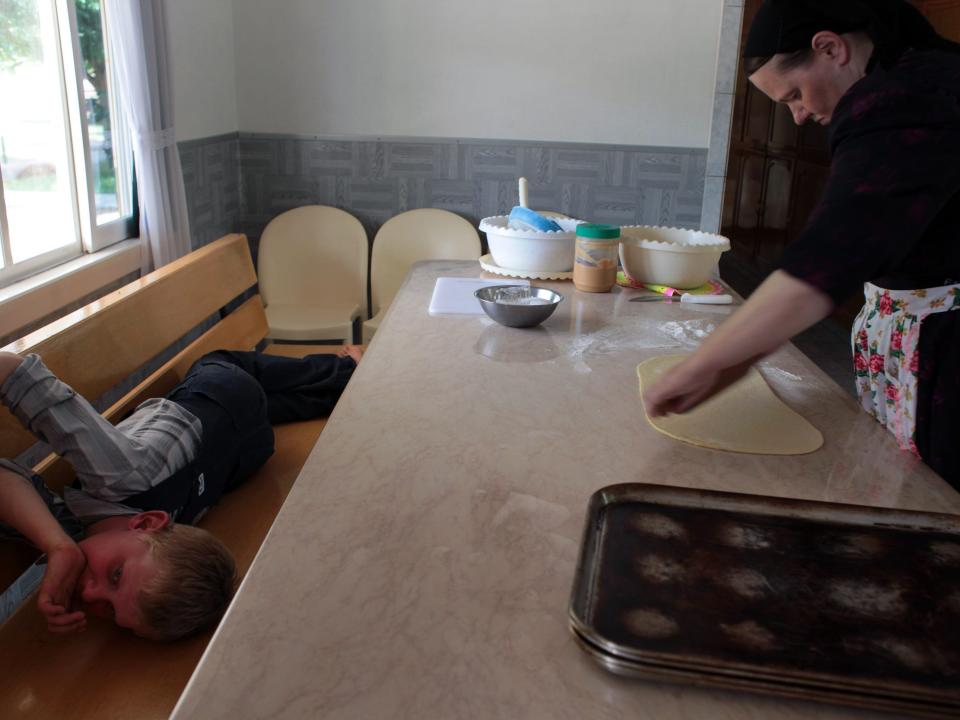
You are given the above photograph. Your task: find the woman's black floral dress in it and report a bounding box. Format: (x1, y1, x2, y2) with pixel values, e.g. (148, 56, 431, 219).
(776, 49, 960, 486)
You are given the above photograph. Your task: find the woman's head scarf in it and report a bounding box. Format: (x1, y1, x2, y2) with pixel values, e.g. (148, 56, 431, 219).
(743, 0, 959, 68)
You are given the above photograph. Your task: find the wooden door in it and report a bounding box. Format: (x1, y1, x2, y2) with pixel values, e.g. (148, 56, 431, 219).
(914, 1, 960, 40)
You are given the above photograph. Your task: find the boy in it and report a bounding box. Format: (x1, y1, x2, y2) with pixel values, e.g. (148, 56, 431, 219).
(0, 346, 361, 640)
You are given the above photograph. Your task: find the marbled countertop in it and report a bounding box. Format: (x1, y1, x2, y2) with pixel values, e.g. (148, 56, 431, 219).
(173, 262, 960, 719)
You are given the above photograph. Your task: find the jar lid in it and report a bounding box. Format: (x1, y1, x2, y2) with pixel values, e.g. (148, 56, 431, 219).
(576, 223, 620, 239)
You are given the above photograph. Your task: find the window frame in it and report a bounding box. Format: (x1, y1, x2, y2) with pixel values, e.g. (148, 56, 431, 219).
(0, 0, 136, 289)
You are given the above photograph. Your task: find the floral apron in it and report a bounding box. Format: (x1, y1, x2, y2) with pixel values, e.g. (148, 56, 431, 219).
(852, 282, 960, 455)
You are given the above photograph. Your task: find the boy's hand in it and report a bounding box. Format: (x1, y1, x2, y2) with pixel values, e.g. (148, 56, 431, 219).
(0, 463, 87, 633)
(38, 541, 87, 633)
(0, 351, 24, 386)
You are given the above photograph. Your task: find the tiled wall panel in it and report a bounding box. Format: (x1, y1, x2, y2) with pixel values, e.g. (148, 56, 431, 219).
(179, 133, 242, 249)
(175, 128, 859, 396)
(179, 133, 707, 254)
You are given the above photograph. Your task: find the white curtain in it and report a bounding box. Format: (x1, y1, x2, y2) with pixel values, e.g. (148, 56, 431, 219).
(104, 0, 191, 273)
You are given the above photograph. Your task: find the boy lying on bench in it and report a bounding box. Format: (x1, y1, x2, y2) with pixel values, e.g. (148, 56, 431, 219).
(0, 346, 362, 641)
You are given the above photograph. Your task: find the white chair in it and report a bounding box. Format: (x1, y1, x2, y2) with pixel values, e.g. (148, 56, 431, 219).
(257, 205, 368, 343)
(363, 209, 481, 343)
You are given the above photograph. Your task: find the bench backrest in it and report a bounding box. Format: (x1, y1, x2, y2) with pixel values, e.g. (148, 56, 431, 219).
(0, 234, 268, 587)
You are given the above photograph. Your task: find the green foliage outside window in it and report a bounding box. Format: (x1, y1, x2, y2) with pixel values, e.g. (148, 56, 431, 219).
(0, 0, 42, 69)
(1, 0, 116, 198)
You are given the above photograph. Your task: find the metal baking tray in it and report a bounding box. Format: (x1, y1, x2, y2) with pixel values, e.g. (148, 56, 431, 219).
(572, 629, 957, 719)
(569, 484, 960, 715)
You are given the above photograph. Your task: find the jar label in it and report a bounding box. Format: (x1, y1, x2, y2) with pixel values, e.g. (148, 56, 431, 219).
(576, 239, 619, 269)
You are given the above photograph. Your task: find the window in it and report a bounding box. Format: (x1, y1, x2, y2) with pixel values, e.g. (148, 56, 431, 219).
(0, 0, 134, 287)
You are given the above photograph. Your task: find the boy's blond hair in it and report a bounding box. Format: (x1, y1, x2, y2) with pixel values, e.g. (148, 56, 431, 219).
(138, 524, 237, 641)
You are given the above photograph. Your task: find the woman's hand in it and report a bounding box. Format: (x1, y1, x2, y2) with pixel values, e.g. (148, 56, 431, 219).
(643, 271, 834, 417)
(37, 540, 87, 634)
(643, 355, 757, 417)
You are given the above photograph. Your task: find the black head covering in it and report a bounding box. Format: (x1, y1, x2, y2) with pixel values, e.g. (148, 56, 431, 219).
(743, 0, 959, 68)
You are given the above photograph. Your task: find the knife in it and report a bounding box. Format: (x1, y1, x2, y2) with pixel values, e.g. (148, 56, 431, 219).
(630, 293, 733, 304)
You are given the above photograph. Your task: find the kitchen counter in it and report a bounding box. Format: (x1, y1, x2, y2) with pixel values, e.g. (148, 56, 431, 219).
(173, 261, 960, 719)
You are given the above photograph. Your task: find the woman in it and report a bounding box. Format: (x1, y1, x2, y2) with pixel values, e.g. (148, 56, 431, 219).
(644, 0, 960, 486)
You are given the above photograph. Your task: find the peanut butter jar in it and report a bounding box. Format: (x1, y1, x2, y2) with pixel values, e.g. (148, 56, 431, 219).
(573, 224, 620, 293)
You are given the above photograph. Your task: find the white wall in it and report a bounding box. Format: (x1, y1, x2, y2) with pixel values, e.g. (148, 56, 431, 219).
(167, 0, 239, 140)
(231, 0, 724, 148)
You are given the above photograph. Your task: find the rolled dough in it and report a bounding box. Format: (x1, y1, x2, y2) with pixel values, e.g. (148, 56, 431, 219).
(637, 355, 823, 455)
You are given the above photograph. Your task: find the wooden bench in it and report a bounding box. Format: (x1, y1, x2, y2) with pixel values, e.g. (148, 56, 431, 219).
(0, 234, 342, 719)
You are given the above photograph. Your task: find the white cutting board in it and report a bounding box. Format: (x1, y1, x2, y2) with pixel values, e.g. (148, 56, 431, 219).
(428, 277, 529, 315)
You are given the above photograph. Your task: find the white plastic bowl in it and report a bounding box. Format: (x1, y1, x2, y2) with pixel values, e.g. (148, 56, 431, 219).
(619, 225, 730, 289)
(479, 216, 583, 272)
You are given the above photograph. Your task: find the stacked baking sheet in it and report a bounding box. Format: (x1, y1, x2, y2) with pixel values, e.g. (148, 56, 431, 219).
(569, 484, 960, 718)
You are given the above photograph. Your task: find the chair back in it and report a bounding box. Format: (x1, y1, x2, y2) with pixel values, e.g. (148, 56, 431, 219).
(258, 205, 368, 318)
(370, 209, 480, 314)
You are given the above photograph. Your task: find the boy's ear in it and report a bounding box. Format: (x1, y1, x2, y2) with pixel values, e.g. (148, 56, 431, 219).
(127, 510, 171, 532)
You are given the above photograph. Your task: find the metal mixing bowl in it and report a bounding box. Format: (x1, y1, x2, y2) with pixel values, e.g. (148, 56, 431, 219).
(474, 285, 564, 328)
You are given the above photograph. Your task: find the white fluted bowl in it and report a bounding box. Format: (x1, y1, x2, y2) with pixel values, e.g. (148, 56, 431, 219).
(479, 216, 583, 272)
(619, 225, 730, 289)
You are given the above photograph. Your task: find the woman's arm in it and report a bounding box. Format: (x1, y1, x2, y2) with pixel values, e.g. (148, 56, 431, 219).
(643, 270, 834, 416)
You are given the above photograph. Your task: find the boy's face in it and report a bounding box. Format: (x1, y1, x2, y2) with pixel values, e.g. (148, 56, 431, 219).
(76, 529, 160, 636)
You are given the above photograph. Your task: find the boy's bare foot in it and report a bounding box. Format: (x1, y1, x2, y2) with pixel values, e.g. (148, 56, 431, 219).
(336, 345, 364, 363)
